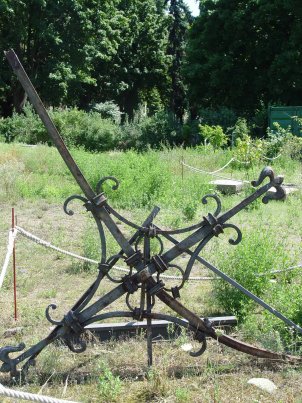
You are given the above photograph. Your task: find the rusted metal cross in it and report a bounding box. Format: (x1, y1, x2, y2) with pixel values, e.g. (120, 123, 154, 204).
(1, 50, 301, 378)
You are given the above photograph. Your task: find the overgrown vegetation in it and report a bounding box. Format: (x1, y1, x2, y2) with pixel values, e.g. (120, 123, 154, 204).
(0, 141, 302, 400)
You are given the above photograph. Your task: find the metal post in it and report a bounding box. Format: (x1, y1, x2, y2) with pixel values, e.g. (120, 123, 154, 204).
(144, 235, 152, 366)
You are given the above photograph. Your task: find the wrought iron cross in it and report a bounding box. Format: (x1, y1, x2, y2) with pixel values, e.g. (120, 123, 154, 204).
(1, 50, 301, 378)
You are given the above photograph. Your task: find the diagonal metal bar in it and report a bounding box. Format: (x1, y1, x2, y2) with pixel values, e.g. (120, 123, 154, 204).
(158, 228, 302, 335)
(3, 48, 301, 377)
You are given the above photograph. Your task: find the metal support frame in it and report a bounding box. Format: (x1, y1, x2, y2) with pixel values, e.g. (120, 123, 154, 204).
(1, 49, 302, 378)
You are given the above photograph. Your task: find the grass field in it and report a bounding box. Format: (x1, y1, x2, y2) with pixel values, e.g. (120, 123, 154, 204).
(0, 143, 302, 402)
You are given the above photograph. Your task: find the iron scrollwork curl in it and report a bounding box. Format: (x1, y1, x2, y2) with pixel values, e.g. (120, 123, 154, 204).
(201, 193, 222, 217)
(221, 223, 242, 245)
(96, 176, 119, 194)
(63, 194, 88, 216)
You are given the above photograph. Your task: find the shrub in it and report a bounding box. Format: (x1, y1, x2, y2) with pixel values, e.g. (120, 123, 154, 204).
(89, 101, 122, 124)
(0, 103, 48, 144)
(52, 108, 120, 151)
(117, 122, 143, 150)
(265, 122, 293, 158)
(233, 133, 263, 166)
(198, 124, 227, 149)
(230, 118, 250, 147)
(0, 104, 120, 152)
(213, 230, 292, 320)
(139, 111, 182, 149)
(198, 107, 237, 132)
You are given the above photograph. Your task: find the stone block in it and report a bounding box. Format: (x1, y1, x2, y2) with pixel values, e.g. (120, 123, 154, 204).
(210, 179, 244, 194)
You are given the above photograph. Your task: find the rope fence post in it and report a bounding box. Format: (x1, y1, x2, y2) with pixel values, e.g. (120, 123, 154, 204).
(12, 207, 17, 321)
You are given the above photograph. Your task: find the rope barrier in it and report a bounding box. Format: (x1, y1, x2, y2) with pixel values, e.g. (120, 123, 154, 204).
(0, 229, 17, 289)
(181, 161, 250, 183)
(2, 226, 301, 285)
(262, 154, 281, 161)
(13, 226, 217, 281)
(0, 382, 79, 403)
(258, 265, 302, 276)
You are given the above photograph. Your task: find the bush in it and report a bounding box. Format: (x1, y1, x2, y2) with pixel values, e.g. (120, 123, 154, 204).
(139, 111, 183, 149)
(213, 230, 292, 320)
(198, 124, 227, 149)
(0, 103, 48, 144)
(52, 108, 120, 151)
(198, 107, 237, 132)
(233, 133, 263, 166)
(89, 101, 122, 124)
(230, 118, 250, 147)
(0, 104, 120, 152)
(117, 122, 143, 150)
(265, 122, 292, 158)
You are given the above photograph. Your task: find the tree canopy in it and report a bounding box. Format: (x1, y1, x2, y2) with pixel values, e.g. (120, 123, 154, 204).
(185, 0, 302, 115)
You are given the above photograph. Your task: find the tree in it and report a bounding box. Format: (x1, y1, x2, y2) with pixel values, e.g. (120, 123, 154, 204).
(0, 0, 171, 119)
(0, 0, 105, 116)
(91, 0, 170, 120)
(184, 0, 302, 115)
(166, 0, 192, 122)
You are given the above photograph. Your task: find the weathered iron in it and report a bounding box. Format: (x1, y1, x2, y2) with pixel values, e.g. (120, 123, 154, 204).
(1, 49, 302, 378)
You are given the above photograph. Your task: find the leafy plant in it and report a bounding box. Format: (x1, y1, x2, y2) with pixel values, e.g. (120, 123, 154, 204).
(213, 230, 293, 320)
(198, 107, 237, 132)
(230, 118, 250, 147)
(265, 122, 293, 158)
(90, 101, 122, 124)
(233, 133, 263, 166)
(198, 124, 227, 148)
(98, 363, 122, 402)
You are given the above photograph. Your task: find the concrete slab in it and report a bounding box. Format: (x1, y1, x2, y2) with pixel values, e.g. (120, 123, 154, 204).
(210, 179, 244, 194)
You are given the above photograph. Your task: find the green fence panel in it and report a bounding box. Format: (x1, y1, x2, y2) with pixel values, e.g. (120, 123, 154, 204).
(268, 106, 302, 136)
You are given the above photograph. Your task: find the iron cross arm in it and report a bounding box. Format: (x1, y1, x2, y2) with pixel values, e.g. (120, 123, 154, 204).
(2, 49, 302, 378)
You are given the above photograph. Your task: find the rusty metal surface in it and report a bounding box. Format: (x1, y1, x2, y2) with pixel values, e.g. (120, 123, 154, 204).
(1, 49, 301, 378)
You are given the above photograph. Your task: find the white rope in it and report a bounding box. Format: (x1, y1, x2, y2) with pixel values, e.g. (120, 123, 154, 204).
(0, 229, 17, 289)
(0, 382, 79, 403)
(181, 161, 250, 183)
(262, 154, 281, 161)
(15, 226, 105, 266)
(13, 226, 216, 281)
(9, 227, 302, 281)
(258, 265, 302, 276)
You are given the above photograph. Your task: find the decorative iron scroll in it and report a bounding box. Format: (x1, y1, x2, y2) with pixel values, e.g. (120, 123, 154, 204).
(1, 50, 302, 378)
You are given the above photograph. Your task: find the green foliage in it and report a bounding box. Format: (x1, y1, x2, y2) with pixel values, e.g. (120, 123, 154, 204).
(265, 122, 302, 161)
(175, 387, 190, 402)
(184, 0, 302, 114)
(243, 281, 302, 352)
(0, 103, 47, 143)
(0, 0, 171, 118)
(280, 135, 302, 161)
(0, 104, 120, 151)
(182, 200, 197, 221)
(139, 111, 183, 148)
(90, 101, 122, 124)
(213, 230, 293, 320)
(198, 124, 227, 148)
(198, 107, 237, 132)
(166, 0, 192, 121)
(234, 134, 263, 166)
(98, 363, 122, 402)
(265, 123, 293, 157)
(230, 118, 249, 147)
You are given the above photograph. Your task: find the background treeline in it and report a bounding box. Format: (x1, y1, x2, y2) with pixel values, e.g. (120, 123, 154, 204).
(1, 0, 302, 150)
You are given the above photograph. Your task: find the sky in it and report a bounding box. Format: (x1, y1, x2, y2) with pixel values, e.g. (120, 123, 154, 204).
(185, 0, 200, 17)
